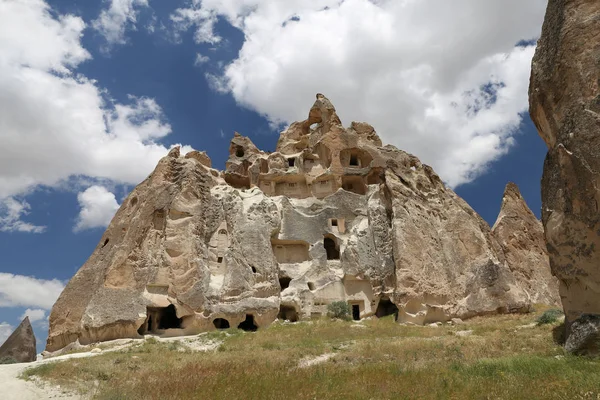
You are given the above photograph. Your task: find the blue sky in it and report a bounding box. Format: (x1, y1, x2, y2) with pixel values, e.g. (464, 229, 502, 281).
(0, 0, 548, 352)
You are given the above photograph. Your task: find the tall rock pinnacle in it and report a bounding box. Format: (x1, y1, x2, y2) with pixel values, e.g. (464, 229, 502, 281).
(530, 0, 600, 353)
(0, 317, 36, 363)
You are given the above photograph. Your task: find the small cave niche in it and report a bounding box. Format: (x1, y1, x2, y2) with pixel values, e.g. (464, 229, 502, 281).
(217, 256, 223, 263)
(279, 276, 292, 290)
(213, 318, 230, 330)
(278, 305, 299, 322)
(238, 314, 258, 331)
(350, 154, 359, 167)
(102, 238, 109, 248)
(375, 298, 399, 320)
(129, 196, 138, 207)
(340, 148, 373, 169)
(342, 176, 367, 195)
(324, 235, 340, 260)
(307, 282, 316, 291)
(152, 209, 166, 230)
(288, 157, 296, 168)
(251, 266, 257, 273)
(236, 147, 245, 158)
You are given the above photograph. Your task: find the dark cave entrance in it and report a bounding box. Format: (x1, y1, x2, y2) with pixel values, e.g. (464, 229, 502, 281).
(324, 236, 340, 260)
(138, 304, 182, 335)
(213, 318, 230, 330)
(352, 304, 360, 321)
(279, 276, 292, 290)
(375, 298, 399, 320)
(238, 314, 258, 331)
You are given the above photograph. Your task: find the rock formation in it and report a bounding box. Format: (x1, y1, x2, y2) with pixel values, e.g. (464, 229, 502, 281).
(529, 0, 600, 351)
(492, 183, 559, 305)
(47, 94, 550, 351)
(0, 317, 36, 363)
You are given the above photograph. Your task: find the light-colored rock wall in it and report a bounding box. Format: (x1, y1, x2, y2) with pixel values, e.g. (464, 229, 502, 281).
(47, 94, 551, 351)
(529, 0, 600, 342)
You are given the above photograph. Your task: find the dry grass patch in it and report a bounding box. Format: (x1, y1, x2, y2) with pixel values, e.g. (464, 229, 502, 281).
(22, 311, 600, 399)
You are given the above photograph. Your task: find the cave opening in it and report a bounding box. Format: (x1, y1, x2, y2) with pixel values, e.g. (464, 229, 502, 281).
(279, 276, 292, 290)
(375, 298, 399, 320)
(324, 236, 340, 260)
(352, 304, 360, 321)
(278, 305, 299, 322)
(213, 318, 230, 330)
(238, 314, 258, 331)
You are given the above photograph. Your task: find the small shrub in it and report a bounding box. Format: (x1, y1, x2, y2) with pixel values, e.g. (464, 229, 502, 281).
(537, 309, 563, 325)
(327, 301, 351, 321)
(0, 356, 17, 364)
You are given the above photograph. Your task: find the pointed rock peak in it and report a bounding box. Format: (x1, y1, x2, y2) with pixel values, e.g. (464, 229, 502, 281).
(307, 93, 342, 129)
(494, 182, 537, 229)
(503, 182, 522, 200)
(229, 133, 259, 158)
(168, 146, 181, 158)
(0, 316, 37, 363)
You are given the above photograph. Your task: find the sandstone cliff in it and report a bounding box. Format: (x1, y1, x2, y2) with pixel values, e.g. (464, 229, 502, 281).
(492, 183, 559, 305)
(0, 317, 36, 363)
(529, 0, 600, 352)
(47, 94, 541, 351)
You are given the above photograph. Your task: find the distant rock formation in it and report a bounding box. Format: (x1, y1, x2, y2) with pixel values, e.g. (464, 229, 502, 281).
(47, 94, 548, 351)
(0, 317, 36, 363)
(492, 183, 559, 305)
(529, 0, 600, 352)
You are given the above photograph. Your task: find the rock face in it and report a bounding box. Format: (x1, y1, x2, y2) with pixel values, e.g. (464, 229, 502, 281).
(0, 317, 36, 363)
(48, 94, 542, 351)
(491, 183, 560, 305)
(529, 0, 600, 347)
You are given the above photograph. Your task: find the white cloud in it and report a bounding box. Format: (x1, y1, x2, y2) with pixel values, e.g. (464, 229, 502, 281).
(0, 273, 65, 310)
(173, 0, 547, 187)
(92, 0, 150, 47)
(0, 198, 45, 233)
(0, 0, 188, 230)
(194, 52, 210, 66)
(0, 322, 13, 346)
(74, 186, 120, 232)
(20, 308, 47, 325)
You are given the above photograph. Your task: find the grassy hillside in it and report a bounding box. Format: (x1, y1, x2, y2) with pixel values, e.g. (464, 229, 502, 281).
(22, 309, 600, 400)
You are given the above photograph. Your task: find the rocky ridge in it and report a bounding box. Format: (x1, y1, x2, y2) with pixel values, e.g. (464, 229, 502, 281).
(47, 94, 556, 351)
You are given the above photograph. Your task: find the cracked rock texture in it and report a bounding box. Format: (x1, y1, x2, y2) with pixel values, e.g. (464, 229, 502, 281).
(0, 317, 36, 363)
(529, 0, 600, 350)
(47, 94, 552, 351)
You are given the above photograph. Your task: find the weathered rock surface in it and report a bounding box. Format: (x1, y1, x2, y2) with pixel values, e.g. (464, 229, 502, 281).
(529, 0, 600, 346)
(492, 183, 559, 305)
(48, 94, 539, 351)
(0, 317, 36, 363)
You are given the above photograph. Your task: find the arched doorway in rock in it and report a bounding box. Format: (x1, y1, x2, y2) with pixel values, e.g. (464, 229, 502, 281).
(375, 298, 399, 320)
(324, 235, 340, 260)
(213, 318, 230, 330)
(278, 305, 299, 322)
(137, 304, 182, 335)
(238, 314, 258, 331)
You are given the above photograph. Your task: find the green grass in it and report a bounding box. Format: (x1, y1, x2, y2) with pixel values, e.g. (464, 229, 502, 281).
(21, 310, 600, 400)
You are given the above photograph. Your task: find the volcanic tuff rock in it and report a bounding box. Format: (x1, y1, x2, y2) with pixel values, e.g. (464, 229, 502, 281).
(529, 0, 600, 350)
(0, 317, 36, 363)
(47, 94, 549, 351)
(491, 183, 559, 305)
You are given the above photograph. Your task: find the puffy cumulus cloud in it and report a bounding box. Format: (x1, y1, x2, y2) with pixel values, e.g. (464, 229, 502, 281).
(20, 308, 47, 325)
(0, 0, 187, 231)
(173, 0, 546, 187)
(0, 322, 13, 346)
(74, 186, 120, 232)
(0, 273, 65, 310)
(0, 198, 45, 233)
(92, 0, 150, 47)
